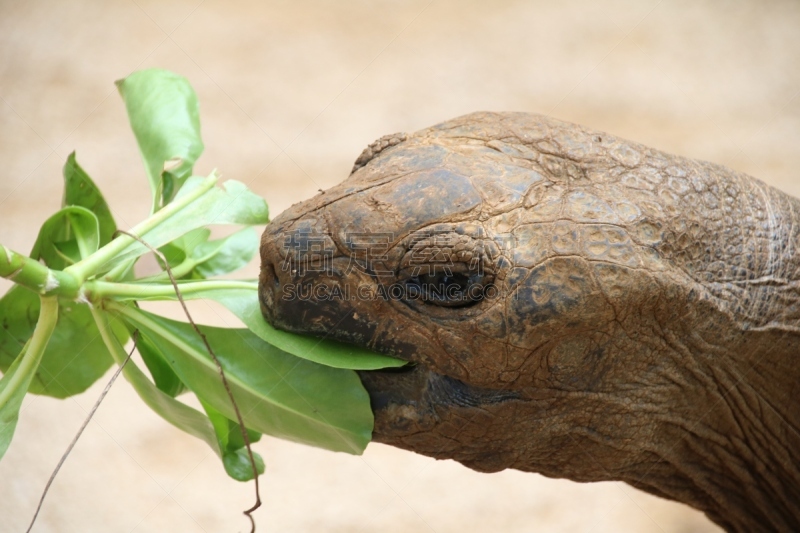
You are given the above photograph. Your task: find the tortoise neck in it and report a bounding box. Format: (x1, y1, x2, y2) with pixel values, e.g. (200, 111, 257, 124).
(639, 302, 800, 531)
(703, 177, 800, 329)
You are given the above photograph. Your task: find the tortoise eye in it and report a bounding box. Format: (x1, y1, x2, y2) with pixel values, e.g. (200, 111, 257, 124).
(405, 270, 490, 307)
(397, 228, 498, 309)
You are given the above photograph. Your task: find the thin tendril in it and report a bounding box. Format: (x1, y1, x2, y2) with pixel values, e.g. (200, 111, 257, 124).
(26, 332, 139, 533)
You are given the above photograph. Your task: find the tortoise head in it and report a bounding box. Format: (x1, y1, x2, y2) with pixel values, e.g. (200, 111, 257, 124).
(259, 112, 800, 531)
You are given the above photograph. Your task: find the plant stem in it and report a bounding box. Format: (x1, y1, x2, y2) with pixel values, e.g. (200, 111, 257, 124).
(85, 280, 257, 301)
(65, 174, 218, 283)
(0, 297, 58, 408)
(0, 244, 79, 297)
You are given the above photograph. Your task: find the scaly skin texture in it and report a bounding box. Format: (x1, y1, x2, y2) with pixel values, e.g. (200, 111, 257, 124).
(259, 112, 800, 532)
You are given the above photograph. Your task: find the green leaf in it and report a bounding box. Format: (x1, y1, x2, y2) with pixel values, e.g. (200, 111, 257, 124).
(62, 152, 117, 246)
(193, 228, 258, 278)
(201, 399, 265, 481)
(0, 287, 36, 366)
(31, 206, 100, 270)
(135, 328, 187, 397)
(0, 297, 58, 460)
(116, 69, 204, 212)
(157, 228, 258, 281)
(0, 286, 117, 398)
(160, 228, 211, 270)
(0, 341, 31, 460)
(171, 177, 270, 227)
(201, 399, 262, 452)
(223, 448, 265, 482)
(114, 305, 374, 454)
(100, 177, 269, 274)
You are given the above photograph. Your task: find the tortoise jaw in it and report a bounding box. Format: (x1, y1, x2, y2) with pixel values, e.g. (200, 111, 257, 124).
(358, 363, 441, 441)
(359, 361, 525, 448)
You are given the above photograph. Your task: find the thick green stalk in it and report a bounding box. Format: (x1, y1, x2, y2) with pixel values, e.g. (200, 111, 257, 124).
(85, 280, 257, 301)
(65, 174, 217, 282)
(0, 297, 58, 408)
(0, 244, 79, 297)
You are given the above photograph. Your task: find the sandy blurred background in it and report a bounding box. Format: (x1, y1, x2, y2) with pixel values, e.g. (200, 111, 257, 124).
(1, 0, 798, 531)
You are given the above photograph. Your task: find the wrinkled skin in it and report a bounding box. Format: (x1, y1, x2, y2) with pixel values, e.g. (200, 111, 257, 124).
(259, 112, 800, 532)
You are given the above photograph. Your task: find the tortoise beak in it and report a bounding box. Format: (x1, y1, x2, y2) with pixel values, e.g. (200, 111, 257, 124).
(258, 245, 281, 326)
(358, 364, 439, 441)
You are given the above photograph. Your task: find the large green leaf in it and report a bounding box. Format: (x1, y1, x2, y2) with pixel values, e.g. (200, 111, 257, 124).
(115, 305, 373, 454)
(116, 69, 203, 212)
(0, 286, 116, 398)
(62, 152, 117, 246)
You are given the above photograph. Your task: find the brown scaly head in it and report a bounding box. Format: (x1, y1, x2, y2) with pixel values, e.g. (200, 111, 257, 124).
(259, 112, 800, 533)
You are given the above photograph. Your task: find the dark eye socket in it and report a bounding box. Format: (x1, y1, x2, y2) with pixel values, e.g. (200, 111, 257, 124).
(397, 229, 499, 309)
(405, 270, 490, 308)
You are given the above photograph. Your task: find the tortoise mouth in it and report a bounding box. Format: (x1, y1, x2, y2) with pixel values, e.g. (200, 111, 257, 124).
(358, 364, 426, 409)
(359, 360, 525, 443)
(358, 363, 436, 441)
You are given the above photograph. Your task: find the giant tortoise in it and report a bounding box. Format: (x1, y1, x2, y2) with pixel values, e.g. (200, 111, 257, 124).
(258, 112, 799, 533)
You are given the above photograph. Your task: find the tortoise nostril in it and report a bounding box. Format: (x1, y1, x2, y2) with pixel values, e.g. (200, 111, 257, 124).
(259, 250, 283, 320)
(265, 260, 280, 289)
